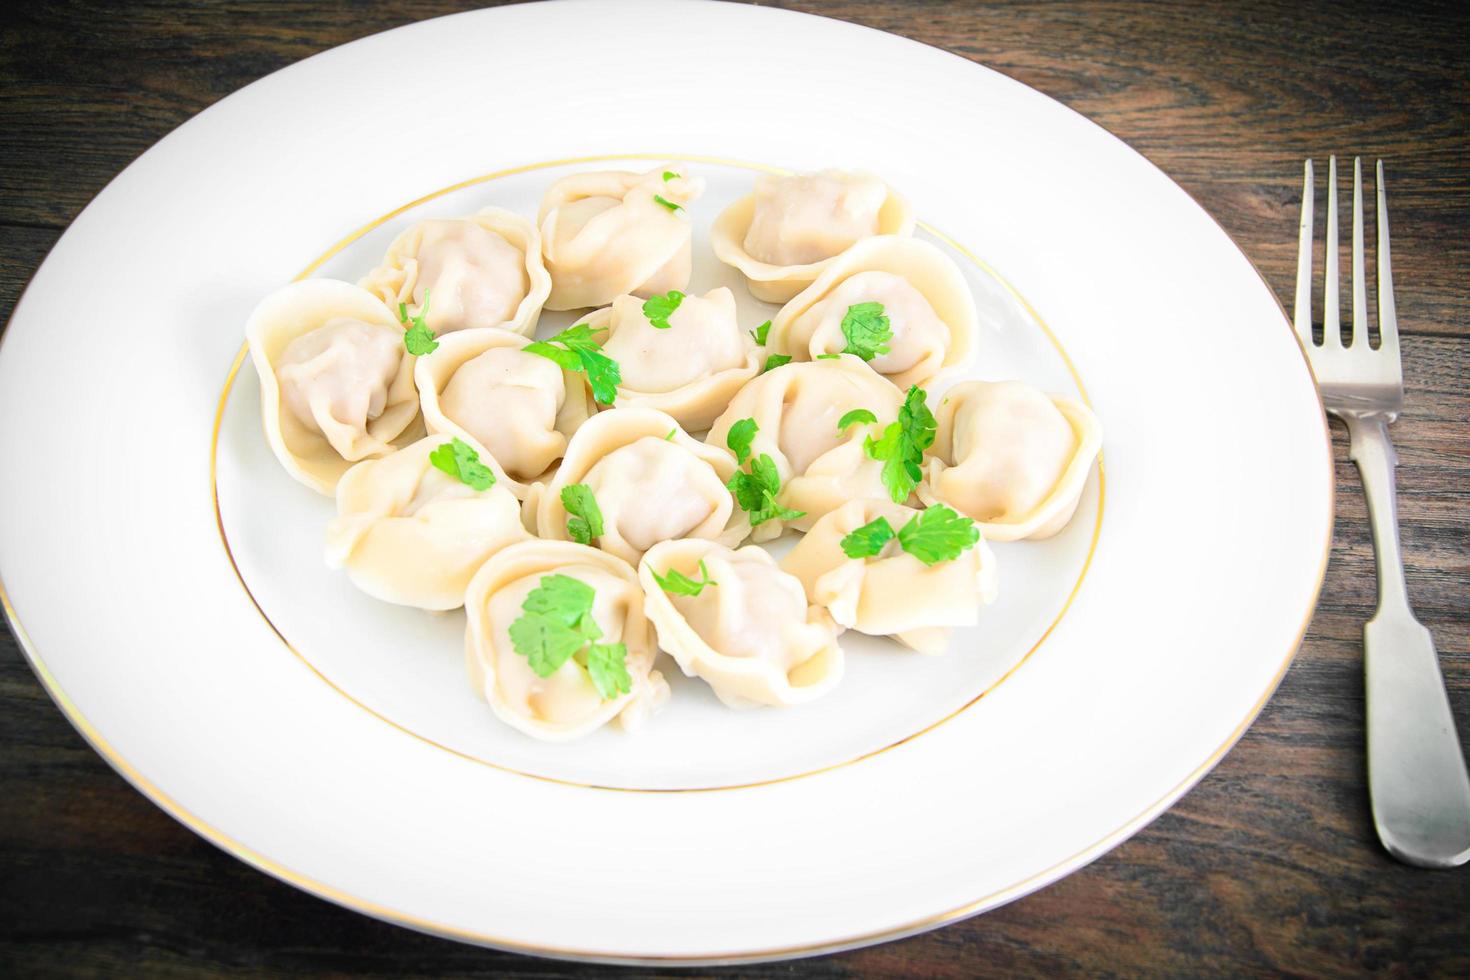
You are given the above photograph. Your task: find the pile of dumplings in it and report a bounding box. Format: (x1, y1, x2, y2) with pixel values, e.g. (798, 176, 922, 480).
(245, 164, 1102, 743)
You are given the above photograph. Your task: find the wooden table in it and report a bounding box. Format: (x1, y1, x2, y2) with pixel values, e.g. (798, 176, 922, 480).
(2, 1, 1466, 974)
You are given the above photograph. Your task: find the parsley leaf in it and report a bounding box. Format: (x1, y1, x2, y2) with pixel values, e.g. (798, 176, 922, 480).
(665, 429, 676, 441)
(864, 385, 936, 503)
(815, 353, 842, 359)
(726, 417, 758, 465)
(653, 194, 682, 212)
(837, 408, 878, 433)
(399, 288, 439, 356)
(524, 322, 622, 405)
(428, 437, 495, 491)
(509, 574, 631, 699)
(750, 320, 771, 345)
(727, 453, 804, 528)
(662, 170, 678, 182)
(841, 516, 896, 558)
(839, 301, 892, 361)
(586, 642, 632, 699)
(652, 559, 717, 597)
(896, 505, 980, 565)
(762, 354, 792, 374)
(642, 290, 684, 330)
(560, 483, 604, 544)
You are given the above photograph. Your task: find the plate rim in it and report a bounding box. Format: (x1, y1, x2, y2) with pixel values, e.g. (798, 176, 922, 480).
(0, 1, 1335, 964)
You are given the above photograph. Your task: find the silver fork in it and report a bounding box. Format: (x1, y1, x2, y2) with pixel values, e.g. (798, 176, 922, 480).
(1295, 156, 1470, 868)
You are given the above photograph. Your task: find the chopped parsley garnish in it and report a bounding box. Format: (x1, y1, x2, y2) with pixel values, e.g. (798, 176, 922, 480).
(727, 453, 804, 529)
(560, 483, 604, 545)
(665, 428, 676, 441)
(662, 170, 678, 182)
(896, 504, 980, 565)
(864, 385, 936, 503)
(839, 301, 892, 361)
(524, 322, 621, 405)
(751, 320, 771, 345)
(762, 353, 792, 373)
(428, 437, 495, 491)
(815, 353, 842, 359)
(399, 288, 438, 356)
(726, 417, 758, 466)
(840, 517, 896, 558)
(837, 408, 878, 433)
(653, 194, 682, 212)
(508, 574, 630, 699)
(652, 559, 717, 597)
(642, 290, 684, 330)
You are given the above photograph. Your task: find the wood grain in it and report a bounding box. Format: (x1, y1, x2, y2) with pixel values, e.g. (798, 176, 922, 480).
(2, 1, 1468, 976)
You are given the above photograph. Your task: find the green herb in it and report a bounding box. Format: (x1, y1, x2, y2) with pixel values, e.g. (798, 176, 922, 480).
(839, 301, 892, 361)
(399, 288, 439, 356)
(428, 437, 495, 491)
(837, 408, 878, 433)
(726, 417, 758, 465)
(524, 322, 622, 405)
(896, 504, 980, 565)
(864, 385, 936, 503)
(653, 194, 682, 212)
(560, 483, 604, 545)
(652, 559, 717, 597)
(750, 320, 771, 345)
(840, 516, 896, 558)
(727, 453, 805, 528)
(642, 290, 685, 330)
(662, 170, 678, 182)
(508, 574, 630, 699)
(815, 353, 842, 359)
(665, 429, 676, 441)
(762, 354, 792, 374)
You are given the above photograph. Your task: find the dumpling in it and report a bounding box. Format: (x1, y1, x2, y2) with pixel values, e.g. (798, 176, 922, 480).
(705, 356, 904, 540)
(711, 169, 915, 303)
(359, 207, 551, 337)
(640, 540, 843, 708)
(920, 380, 1102, 541)
(767, 236, 977, 389)
(588, 286, 761, 430)
(535, 408, 749, 565)
(415, 327, 597, 498)
(246, 278, 420, 495)
(465, 540, 667, 741)
(324, 435, 528, 610)
(538, 166, 705, 310)
(781, 499, 998, 655)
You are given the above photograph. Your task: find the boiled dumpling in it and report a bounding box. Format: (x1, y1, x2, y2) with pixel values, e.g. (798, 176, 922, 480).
(781, 499, 998, 655)
(767, 236, 977, 389)
(535, 408, 749, 565)
(359, 207, 551, 337)
(920, 380, 1102, 541)
(711, 169, 914, 303)
(325, 435, 527, 610)
(588, 286, 761, 430)
(640, 540, 843, 708)
(246, 278, 421, 495)
(465, 540, 667, 741)
(538, 166, 705, 310)
(415, 327, 597, 498)
(705, 356, 905, 540)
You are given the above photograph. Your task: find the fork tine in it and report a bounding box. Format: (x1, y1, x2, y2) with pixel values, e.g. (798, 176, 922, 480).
(1377, 159, 1399, 353)
(1351, 157, 1367, 347)
(1324, 156, 1341, 346)
(1294, 159, 1315, 346)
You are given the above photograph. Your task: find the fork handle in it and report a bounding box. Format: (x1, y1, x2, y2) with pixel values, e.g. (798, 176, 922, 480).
(1345, 412, 1470, 868)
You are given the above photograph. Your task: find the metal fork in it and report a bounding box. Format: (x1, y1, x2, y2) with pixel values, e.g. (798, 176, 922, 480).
(1295, 156, 1470, 868)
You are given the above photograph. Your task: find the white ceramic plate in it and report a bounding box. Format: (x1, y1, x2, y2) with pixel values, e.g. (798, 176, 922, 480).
(0, 0, 1331, 964)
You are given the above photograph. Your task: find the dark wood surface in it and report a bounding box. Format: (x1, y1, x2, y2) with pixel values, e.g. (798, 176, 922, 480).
(2, 1, 1468, 975)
